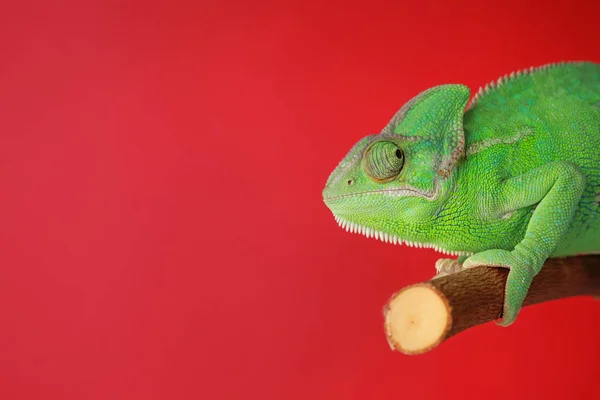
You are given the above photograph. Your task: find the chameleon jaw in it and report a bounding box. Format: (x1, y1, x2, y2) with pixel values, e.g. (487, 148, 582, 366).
(333, 214, 472, 257)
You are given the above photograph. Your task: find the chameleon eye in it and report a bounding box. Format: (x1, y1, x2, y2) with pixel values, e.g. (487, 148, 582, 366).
(363, 141, 404, 182)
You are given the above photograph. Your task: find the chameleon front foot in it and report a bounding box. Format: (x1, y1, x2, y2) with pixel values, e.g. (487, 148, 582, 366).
(433, 258, 463, 278)
(463, 249, 536, 326)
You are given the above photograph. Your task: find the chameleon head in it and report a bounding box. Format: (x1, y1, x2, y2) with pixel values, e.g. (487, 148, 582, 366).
(322, 84, 470, 245)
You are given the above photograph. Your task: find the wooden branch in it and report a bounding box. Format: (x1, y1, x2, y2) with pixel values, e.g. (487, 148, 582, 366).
(383, 255, 600, 355)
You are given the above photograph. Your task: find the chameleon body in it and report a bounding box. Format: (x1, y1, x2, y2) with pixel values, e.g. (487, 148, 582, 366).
(322, 62, 600, 326)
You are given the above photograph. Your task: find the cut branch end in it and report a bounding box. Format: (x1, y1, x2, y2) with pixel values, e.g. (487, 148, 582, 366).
(384, 284, 451, 354)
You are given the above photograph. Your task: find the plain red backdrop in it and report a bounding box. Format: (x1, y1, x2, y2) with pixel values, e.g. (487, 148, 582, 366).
(1, 0, 599, 399)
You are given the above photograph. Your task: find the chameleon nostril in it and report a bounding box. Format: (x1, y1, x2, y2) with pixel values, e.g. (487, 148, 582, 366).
(347, 179, 355, 186)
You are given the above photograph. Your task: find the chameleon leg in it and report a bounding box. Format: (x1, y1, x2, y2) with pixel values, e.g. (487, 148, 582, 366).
(463, 161, 585, 326)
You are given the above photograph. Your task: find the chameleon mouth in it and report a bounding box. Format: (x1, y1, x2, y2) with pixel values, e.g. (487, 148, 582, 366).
(323, 187, 434, 202)
(333, 214, 472, 257)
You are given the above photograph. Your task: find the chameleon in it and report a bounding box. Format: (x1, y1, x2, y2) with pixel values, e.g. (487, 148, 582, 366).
(322, 61, 600, 326)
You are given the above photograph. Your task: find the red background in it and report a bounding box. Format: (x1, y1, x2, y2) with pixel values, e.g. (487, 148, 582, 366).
(1, 1, 599, 399)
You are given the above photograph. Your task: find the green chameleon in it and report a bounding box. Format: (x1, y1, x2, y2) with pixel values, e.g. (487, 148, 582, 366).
(322, 61, 600, 326)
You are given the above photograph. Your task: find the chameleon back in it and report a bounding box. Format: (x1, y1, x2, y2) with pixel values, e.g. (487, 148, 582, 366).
(462, 62, 600, 256)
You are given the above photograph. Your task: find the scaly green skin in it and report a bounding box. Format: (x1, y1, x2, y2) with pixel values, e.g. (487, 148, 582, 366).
(323, 62, 600, 326)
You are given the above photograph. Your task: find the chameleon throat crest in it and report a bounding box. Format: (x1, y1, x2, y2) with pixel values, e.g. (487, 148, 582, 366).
(333, 214, 473, 257)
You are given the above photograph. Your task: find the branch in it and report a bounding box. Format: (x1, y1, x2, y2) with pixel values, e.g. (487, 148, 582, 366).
(383, 255, 600, 355)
